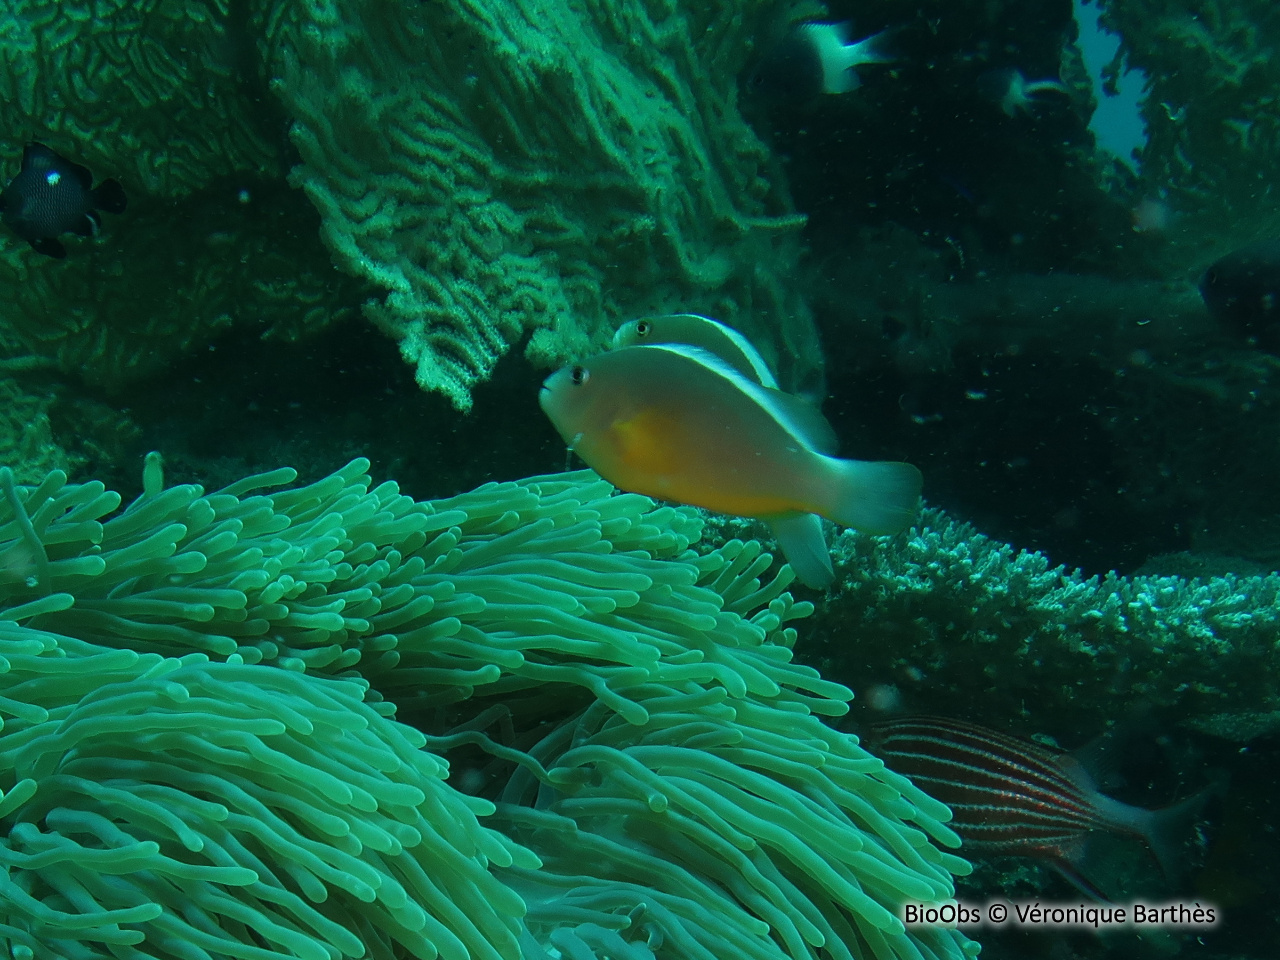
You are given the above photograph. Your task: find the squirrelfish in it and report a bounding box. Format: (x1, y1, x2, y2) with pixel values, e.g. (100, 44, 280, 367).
(539, 344, 921, 588)
(869, 716, 1210, 899)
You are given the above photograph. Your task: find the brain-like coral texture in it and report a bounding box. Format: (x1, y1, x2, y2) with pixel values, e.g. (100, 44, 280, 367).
(272, 0, 816, 409)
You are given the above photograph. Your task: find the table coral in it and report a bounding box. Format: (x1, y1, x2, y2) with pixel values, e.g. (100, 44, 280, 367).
(813, 506, 1280, 739)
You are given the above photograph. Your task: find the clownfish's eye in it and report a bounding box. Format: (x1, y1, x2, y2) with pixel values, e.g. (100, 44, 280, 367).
(570, 365, 590, 386)
(634, 320, 652, 338)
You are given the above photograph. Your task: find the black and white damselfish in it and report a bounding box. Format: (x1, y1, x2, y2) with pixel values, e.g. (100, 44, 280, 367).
(0, 142, 127, 258)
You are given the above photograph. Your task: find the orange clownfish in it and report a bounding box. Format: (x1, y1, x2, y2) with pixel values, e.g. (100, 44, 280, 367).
(539, 343, 921, 588)
(612, 313, 782, 389)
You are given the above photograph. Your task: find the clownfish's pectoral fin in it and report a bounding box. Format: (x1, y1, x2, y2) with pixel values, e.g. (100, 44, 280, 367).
(766, 512, 833, 589)
(826, 458, 923, 534)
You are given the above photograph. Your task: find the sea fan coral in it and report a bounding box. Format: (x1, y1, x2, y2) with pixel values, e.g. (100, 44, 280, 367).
(272, 0, 816, 409)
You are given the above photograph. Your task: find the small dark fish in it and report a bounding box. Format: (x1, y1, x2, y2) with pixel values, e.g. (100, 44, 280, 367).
(0, 142, 127, 259)
(869, 716, 1211, 899)
(1200, 240, 1280, 352)
(747, 21, 894, 100)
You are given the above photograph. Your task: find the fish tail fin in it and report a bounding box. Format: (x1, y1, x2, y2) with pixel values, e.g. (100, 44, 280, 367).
(1142, 773, 1228, 880)
(765, 512, 833, 589)
(814, 24, 896, 94)
(824, 458, 922, 534)
(92, 178, 128, 215)
(847, 27, 898, 68)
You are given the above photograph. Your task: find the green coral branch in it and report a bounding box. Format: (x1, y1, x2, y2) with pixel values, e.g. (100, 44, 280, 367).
(817, 506, 1280, 738)
(1099, 0, 1280, 270)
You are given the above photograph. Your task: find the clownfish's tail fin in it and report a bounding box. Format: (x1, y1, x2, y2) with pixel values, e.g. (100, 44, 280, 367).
(825, 458, 922, 535)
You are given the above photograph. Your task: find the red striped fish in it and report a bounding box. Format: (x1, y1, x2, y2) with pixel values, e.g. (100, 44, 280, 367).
(868, 716, 1204, 898)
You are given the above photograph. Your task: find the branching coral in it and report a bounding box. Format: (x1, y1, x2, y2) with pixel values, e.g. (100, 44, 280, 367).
(1097, 0, 1280, 269)
(813, 506, 1280, 739)
(0, 380, 65, 483)
(0, 460, 978, 959)
(271, 0, 816, 409)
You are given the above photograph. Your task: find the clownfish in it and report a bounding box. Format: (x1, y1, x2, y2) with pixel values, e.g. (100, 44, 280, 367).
(612, 312, 835, 449)
(539, 344, 921, 588)
(613, 314, 782, 390)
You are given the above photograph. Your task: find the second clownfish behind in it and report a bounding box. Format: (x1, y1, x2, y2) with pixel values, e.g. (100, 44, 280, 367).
(539, 343, 921, 588)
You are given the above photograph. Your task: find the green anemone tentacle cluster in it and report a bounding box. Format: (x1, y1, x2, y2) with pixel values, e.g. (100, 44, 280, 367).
(0, 460, 976, 960)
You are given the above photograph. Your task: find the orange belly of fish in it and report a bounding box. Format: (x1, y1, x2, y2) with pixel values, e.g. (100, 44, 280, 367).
(629, 471, 810, 518)
(608, 412, 814, 517)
